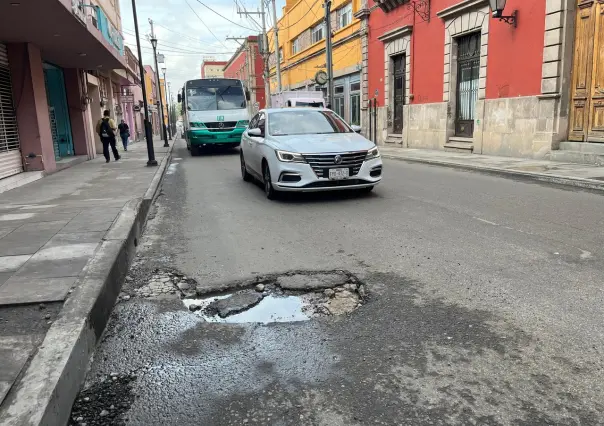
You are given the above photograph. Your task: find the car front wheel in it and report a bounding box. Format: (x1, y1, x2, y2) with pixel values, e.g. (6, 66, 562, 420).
(240, 151, 252, 182)
(263, 162, 277, 200)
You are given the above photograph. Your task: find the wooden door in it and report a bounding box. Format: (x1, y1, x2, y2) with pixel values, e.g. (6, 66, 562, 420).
(589, 0, 604, 141)
(392, 54, 405, 134)
(569, 0, 604, 142)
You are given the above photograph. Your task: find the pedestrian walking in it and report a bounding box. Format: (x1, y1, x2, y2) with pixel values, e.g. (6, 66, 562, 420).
(96, 110, 121, 163)
(118, 119, 130, 151)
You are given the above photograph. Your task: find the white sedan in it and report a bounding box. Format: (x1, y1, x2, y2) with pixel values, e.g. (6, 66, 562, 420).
(239, 108, 383, 199)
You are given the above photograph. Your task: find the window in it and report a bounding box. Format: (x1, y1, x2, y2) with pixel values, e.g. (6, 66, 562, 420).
(337, 3, 353, 29)
(335, 85, 345, 94)
(311, 23, 324, 44)
(279, 48, 283, 62)
(350, 94, 360, 125)
(334, 97, 345, 118)
(350, 79, 360, 125)
(292, 37, 301, 55)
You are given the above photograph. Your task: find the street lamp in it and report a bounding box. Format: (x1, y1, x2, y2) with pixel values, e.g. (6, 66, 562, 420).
(150, 33, 169, 147)
(488, 0, 517, 27)
(161, 65, 172, 141)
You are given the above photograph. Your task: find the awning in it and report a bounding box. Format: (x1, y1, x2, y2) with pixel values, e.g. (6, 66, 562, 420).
(0, 0, 127, 71)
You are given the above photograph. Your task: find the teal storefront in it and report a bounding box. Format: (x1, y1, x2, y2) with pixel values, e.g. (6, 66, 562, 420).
(43, 63, 74, 159)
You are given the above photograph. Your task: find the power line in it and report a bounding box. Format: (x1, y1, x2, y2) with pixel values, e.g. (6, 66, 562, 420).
(126, 42, 234, 55)
(193, 0, 257, 31)
(269, 0, 320, 32)
(184, 0, 230, 50)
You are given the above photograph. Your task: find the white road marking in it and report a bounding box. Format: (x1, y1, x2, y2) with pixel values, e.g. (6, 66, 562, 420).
(0, 213, 36, 221)
(473, 217, 498, 226)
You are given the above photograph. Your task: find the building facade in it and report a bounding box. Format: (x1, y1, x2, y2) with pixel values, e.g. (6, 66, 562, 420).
(224, 36, 266, 112)
(270, 0, 362, 125)
(120, 46, 143, 142)
(144, 65, 161, 135)
(0, 0, 134, 186)
(201, 61, 227, 78)
(358, 0, 602, 163)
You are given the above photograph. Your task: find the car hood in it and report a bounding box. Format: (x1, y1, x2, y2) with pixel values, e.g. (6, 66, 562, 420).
(269, 133, 375, 154)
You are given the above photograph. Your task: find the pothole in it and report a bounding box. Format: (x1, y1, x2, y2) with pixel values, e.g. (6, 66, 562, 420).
(183, 271, 366, 324)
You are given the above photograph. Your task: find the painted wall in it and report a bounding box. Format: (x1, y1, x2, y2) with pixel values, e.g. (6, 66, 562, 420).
(201, 62, 227, 78)
(224, 41, 266, 109)
(485, 0, 545, 98)
(7, 43, 56, 172)
(367, 0, 545, 106)
(144, 65, 157, 107)
(270, 0, 362, 91)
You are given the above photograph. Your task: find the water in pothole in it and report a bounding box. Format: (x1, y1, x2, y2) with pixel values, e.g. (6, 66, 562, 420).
(183, 284, 363, 324)
(184, 294, 311, 324)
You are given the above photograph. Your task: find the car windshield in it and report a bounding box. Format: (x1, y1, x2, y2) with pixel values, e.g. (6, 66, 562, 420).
(186, 80, 246, 111)
(269, 110, 352, 136)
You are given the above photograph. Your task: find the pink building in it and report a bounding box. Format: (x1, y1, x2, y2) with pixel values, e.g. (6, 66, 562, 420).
(0, 0, 140, 187)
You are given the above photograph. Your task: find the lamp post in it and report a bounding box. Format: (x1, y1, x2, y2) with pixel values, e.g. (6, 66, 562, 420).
(161, 66, 172, 140)
(130, 0, 156, 166)
(488, 0, 517, 27)
(167, 81, 174, 137)
(149, 29, 169, 147)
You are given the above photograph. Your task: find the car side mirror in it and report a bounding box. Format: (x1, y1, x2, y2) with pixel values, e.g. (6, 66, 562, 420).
(351, 125, 362, 133)
(245, 89, 251, 101)
(248, 128, 263, 137)
(177, 93, 182, 103)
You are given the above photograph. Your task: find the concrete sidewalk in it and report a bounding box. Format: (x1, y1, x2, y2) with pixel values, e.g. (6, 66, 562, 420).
(0, 137, 174, 425)
(381, 147, 604, 191)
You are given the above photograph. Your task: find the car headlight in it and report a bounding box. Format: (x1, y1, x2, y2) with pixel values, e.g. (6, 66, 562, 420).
(366, 146, 380, 159)
(276, 150, 305, 163)
(236, 120, 249, 128)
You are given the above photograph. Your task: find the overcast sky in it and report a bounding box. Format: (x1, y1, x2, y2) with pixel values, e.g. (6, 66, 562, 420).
(120, 0, 286, 99)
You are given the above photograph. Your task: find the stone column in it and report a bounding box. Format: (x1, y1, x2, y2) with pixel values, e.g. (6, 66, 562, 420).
(355, 4, 370, 137)
(6, 43, 56, 172)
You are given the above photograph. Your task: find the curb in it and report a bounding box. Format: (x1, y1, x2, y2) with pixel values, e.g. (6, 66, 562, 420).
(0, 143, 175, 426)
(382, 154, 604, 193)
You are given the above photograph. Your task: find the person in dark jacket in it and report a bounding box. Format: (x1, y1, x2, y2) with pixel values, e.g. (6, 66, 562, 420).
(118, 119, 130, 151)
(95, 110, 120, 163)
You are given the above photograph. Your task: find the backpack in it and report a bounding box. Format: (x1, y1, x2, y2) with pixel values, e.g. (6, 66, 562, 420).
(99, 118, 115, 138)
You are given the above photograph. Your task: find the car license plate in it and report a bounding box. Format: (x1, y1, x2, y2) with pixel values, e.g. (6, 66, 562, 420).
(328, 168, 349, 180)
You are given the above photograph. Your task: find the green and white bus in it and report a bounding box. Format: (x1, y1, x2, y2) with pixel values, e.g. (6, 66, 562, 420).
(178, 78, 250, 154)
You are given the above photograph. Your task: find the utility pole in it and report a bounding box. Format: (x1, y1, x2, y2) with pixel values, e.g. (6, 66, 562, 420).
(270, 0, 282, 92)
(149, 18, 169, 147)
(236, 3, 271, 107)
(324, 0, 334, 108)
(259, 0, 272, 107)
(130, 0, 156, 166)
(162, 69, 171, 140)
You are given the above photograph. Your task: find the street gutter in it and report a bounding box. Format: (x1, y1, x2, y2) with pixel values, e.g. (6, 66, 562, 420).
(382, 154, 604, 193)
(0, 145, 174, 426)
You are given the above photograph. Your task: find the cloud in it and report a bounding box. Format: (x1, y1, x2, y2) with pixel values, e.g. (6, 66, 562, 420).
(120, 0, 286, 99)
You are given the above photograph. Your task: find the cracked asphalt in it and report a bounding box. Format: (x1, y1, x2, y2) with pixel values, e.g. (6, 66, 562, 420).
(71, 139, 604, 425)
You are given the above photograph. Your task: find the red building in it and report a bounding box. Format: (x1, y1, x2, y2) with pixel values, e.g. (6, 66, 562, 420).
(358, 0, 601, 162)
(223, 36, 266, 111)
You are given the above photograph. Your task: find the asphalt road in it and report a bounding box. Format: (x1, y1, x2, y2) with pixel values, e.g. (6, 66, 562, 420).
(71, 139, 604, 426)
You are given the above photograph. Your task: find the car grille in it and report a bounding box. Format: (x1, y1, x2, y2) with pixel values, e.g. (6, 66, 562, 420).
(302, 151, 368, 178)
(205, 121, 237, 131)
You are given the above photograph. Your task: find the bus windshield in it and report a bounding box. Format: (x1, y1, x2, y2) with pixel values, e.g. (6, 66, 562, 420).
(186, 80, 246, 111)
